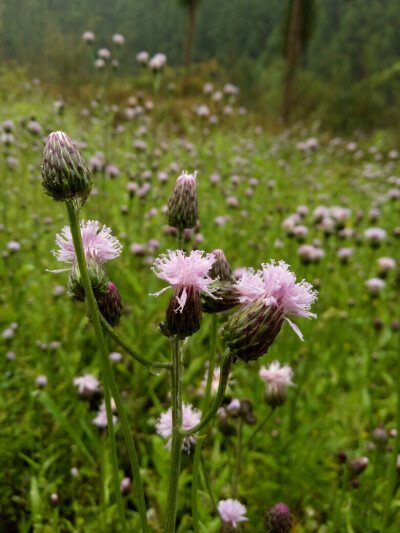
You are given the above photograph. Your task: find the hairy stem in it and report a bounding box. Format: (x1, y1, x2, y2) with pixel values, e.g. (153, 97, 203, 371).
(243, 407, 275, 448)
(100, 314, 170, 371)
(381, 333, 400, 532)
(232, 417, 243, 498)
(66, 200, 148, 532)
(181, 349, 233, 438)
(164, 336, 184, 533)
(192, 314, 218, 532)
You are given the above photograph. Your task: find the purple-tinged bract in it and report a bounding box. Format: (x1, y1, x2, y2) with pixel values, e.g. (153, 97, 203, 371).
(152, 249, 217, 338)
(224, 261, 317, 361)
(264, 503, 293, 533)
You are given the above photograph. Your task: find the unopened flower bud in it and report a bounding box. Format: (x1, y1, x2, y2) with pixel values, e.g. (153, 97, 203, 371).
(265, 385, 288, 407)
(165, 286, 202, 339)
(167, 171, 199, 230)
(239, 399, 257, 425)
(202, 281, 239, 314)
(223, 300, 284, 363)
(67, 255, 109, 302)
(349, 457, 369, 476)
(42, 131, 92, 206)
(264, 503, 292, 533)
(209, 249, 233, 281)
(120, 477, 131, 496)
(371, 427, 389, 448)
(337, 450, 347, 464)
(97, 282, 123, 327)
(49, 493, 59, 507)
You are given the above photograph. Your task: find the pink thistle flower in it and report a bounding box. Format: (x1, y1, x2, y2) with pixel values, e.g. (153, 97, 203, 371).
(260, 361, 294, 406)
(155, 403, 201, 453)
(259, 361, 294, 388)
(52, 220, 122, 268)
(217, 499, 248, 528)
(93, 401, 117, 428)
(73, 374, 101, 398)
(151, 250, 217, 312)
(235, 260, 317, 341)
(235, 268, 264, 304)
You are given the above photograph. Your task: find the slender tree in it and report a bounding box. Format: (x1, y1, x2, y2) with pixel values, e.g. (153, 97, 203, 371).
(281, 0, 315, 122)
(179, 0, 200, 70)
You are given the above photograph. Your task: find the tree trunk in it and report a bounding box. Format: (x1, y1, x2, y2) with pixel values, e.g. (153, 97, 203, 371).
(282, 0, 306, 123)
(184, 0, 197, 70)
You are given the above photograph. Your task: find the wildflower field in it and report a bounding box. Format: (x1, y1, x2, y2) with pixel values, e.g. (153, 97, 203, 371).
(1, 72, 400, 533)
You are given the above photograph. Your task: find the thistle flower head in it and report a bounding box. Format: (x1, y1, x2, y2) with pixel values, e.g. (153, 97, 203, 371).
(217, 499, 248, 528)
(234, 260, 317, 341)
(151, 250, 216, 312)
(53, 220, 122, 266)
(42, 131, 92, 205)
(260, 361, 294, 388)
(167, 170, 199, 230)
(264, 503, 292, 533)
(155, 403, 201, 453)
(73, 374, 101, 399)
(260, 361, 294, 407)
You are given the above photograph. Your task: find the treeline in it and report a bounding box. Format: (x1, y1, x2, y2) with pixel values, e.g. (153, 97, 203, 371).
(0, 0, 399, 129)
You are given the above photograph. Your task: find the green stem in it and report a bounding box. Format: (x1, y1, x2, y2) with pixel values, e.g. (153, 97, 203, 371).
(165, 337, 184, 533)
(243, 407, 275, 448)
(177, 229, 184, 251)
(100, 314, 170, 371)
(200, 455, 217, 511)
(66, 201, 148, 532)
(192, 314, 218, 533)
(381, 333, 400, 532)
(332, 470, 351, 532)
(181, 349, 233, 438)
(233, 417, 243, 498)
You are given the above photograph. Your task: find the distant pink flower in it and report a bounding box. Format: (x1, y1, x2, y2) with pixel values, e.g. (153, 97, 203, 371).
(52, 220, 122, 266)
(260, 361, 294, 390)
(217, 499, 248, 528)
(151, 250, 217, 312)
(93, 402, 117, 428)
(156, 403, 201, 452)
(364, 227, 386, 243)
(73, 374, 101, 397)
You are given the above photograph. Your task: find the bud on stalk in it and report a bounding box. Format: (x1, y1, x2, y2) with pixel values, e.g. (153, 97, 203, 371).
(167, 171, 199, 230)
(202, 281, 239, 314)
(42, 131, 92, 206)
(209, 249, 233, 282)
(264, 503, 292, 533)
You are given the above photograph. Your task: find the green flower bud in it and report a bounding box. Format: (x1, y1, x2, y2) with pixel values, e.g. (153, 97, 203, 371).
(223, 300, 284, 363)
(209, 249, 233, 282)
(167, 171, 199, 230)
(42, 131, 92, 206)
(202, 281, 239, 314)
(67, 255, 108, 302)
